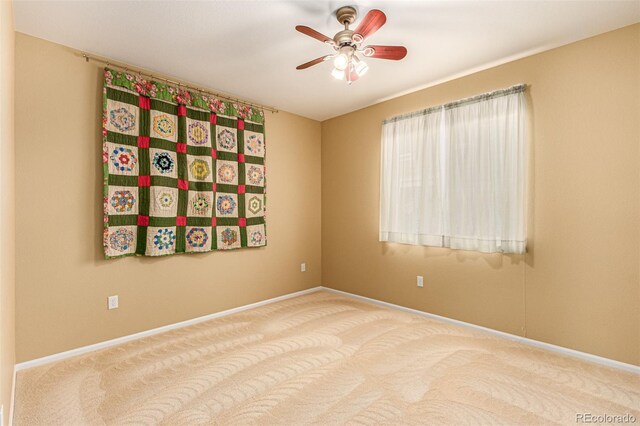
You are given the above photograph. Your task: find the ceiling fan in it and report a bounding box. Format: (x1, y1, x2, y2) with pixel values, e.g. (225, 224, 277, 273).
(295, 6, 407, 84)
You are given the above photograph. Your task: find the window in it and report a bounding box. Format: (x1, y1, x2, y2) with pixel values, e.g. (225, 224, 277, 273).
(380, 85, 527, 254)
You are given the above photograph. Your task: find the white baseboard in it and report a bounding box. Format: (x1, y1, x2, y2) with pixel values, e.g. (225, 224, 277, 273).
(322, 287, 640, 374)
(8, 366, 15, 426)
(15, 285, 639, 375)
(15, 286, 323, 371)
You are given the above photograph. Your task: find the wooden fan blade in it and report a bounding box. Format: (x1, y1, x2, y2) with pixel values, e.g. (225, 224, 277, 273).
(363, 45, 407, 60)
(295, 25, 334, 44)
(353, 9, 387, 41)
(296, 55, 330, 70)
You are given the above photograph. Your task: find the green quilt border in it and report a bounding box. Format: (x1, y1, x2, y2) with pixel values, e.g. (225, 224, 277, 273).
(104, 67, 265, 124)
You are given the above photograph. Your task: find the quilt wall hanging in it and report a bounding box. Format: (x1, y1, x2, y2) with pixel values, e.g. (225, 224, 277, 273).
(102, 67, 266, 259)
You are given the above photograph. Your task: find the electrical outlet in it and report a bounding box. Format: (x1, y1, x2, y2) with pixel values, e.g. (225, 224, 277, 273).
(417, 276, 424, 288)
(301, 262, 306, 272)
(108, 295, 119, 310)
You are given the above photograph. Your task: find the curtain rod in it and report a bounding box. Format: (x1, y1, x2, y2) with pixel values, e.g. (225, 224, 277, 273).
(80, 52, 279, 114)
(443, 84, 526, 109)
(383, 84, 526, 124)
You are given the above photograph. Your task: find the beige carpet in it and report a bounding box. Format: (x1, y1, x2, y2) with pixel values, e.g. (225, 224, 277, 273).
(14, 291, 639, 425)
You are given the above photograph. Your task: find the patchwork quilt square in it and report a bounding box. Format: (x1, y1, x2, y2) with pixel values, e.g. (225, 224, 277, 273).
(107, 143, 139, 176)
(149, 186, 179, 217)
(150, 110, 178, 142)
(216, 125, 238, 153)
(217, 226, 241, 250)
(245, 194, 264, 218)
(187, 155, 213, 183)
(215, 160, 238, 185)
(106, 100, 139, 136)
(102, 67, 266, 258)
(107, 186, 139, 215)
(104, 226, 137, 257)
(246, 224, 266, 247)
(146, 226, 177, 255)
(185, 226, 213, 252)
(215, 193, 238, 218)
(245, 164, 265, 187)
(244, 130, 265, 158)
(188, 191, 214, 217)
(186, 118, 212, 147)
(150, 149, 178, 178)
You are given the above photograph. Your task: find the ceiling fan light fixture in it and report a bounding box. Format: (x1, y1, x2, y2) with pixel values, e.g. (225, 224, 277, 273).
(333, 52, 350, 70)
(355, 60, 369, 76)
(331, 67, 345, 80)
(295, 6, 407, 85)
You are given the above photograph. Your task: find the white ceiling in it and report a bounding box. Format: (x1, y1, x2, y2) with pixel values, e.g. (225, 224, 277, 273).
(14, 1, 640, 121)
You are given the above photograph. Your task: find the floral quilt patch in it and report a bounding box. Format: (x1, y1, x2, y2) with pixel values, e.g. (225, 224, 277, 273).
(102, 68, 266, 258)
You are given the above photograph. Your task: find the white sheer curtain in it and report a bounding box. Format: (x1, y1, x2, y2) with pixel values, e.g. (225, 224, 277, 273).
(444, 88, 527, 253)
(380, 107, 444, 246)
(380, 85, 527, 254)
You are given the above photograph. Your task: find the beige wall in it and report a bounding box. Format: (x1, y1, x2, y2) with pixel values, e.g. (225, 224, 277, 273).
(0, 0, 15, 423)
(15, 33, 322, 363)
(322, 24, 640, 366)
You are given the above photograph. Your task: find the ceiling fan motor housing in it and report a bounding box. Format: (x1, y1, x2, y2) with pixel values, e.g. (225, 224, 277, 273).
(335, 6, 357, 26)
(334, 29, 355, 46)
